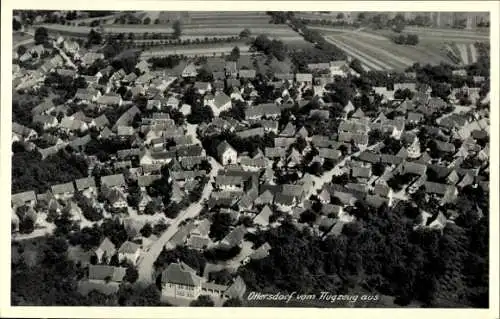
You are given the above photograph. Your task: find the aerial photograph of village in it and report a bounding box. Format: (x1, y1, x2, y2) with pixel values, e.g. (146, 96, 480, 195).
(10, 10, 490, 308)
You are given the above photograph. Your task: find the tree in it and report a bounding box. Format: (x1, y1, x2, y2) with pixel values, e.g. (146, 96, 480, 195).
(18, 216, 35, 234)
(229, 46, 240, 62)
(13, 18, 22, 31)
(153, 221, 168, 236)
(190, 295, 214, 307)
(336, 13, 345, 20)
(87, 29, 103, 47)
(143, 17, 151, 25)
(34, 27, 49, 45)
(173, 20, 182, 38)
(209, 213, 233, 241)
(17, 45, 27, 56)
(239, 28, 251, 38)
(140, 222, 153, 238)
(124, 265, 139, 283)
(208, 269, 233, 284)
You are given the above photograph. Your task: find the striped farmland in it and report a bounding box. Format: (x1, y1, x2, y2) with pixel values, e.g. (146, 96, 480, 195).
(325, 36, 393, 71)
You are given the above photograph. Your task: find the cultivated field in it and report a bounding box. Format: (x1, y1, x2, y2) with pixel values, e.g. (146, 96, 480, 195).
(318, 24, 490, 71)
(324, 34, 454, 72)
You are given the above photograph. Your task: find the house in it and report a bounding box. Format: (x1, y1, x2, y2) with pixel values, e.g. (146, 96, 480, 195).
(161, 262, 203, 300)
(247, 243, 271, 262)
(244, 103, 280, 120)
(296, 73, 313, 84)
(352, 165, 372, 179)
(182, 63, 198, 78)
(107, 188, 128, 209)
(239, 69, 256, 79)
(12, 122, 38, 141)
(12, 191, 37, 208)
(135, 60, 150, 74)
(100, 174, 126, 190)
(97, 94, 122, 107)
(221, 225, 246, 248)
(74, 88, 101, 103)
(207, 92, 232, 117)
(31, 100, 56, 116)
(434, 140, 456, 153)
(193, 82, 212, 95)
(424, 181, 458, 203)
(217, 141, 237, 166)
(329, 60, 351, 77)
(33, 114, 58, 130)
(86, 264, 127, 287)
(51, 182, 75, 200)
(75, 177, 97, 198)
(186, 219, 211, 251)
(215, 175, 245, 191)
(118, 241, 141, 265)
(138, 192, 153, 213)
(275, 193, 296, 212)
(117, 125, 135, 137)
(254, 205, 273, 227)
(95, 238, 116, 264)
(254, 190, 274, 206)
(81, 52, 104, 66)
(91, 114, 110, 130)
(225, 61, 238, 78)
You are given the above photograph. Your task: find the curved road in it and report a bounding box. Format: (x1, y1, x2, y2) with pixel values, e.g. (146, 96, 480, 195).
(137, 156, 222, 284)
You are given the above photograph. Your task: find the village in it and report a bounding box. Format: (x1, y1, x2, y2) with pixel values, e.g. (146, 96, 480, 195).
(10, 11, 490, 307)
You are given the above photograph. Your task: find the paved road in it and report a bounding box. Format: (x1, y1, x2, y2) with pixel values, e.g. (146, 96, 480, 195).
(136, 156, 222, 284)
(306, 142, 383, 198)
(52, 43, 77, 69)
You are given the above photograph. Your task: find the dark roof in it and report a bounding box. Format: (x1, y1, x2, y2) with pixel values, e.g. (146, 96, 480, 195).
(88, 265, 126, 282)
(161, 262, 201, 286)
(222, 225, 246, 247)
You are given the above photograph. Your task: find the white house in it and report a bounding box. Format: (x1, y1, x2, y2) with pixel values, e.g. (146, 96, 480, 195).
(118, 241, 142, 266)
(216, 141, 237, 166)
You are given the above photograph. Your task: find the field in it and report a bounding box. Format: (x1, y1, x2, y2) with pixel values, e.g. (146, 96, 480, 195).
(316, 25, 489, 71)
(324, 33, 452, 71)
(39, 11, 304, 44)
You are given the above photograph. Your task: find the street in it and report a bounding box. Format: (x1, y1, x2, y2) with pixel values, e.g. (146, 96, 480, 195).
(136, 156, 222, 284)
(306, 142, 383, 198)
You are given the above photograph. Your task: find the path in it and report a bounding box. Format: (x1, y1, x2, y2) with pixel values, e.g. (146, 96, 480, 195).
(136, 156, 222, 284)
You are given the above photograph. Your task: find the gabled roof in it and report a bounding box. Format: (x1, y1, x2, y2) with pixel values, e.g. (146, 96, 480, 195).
(255, 190, 274, 205)
(222, 225, 246, 247)
(280, 122, 296, 137)
(213, 92, 231, 108)
(101, 174, 126, 188)
(351, 108, 365, 119)
(118, 241, 140, 254)
(75, 177, 96, 191)
(12, 191, 37, 206)
(88, 265, 126, 282)
(97, 237, 116, 256)
(161, 262, 202, 286)
(254, 205, 273, 226)
(217, 140, 236, 157)
(51, 182, 75, 195)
